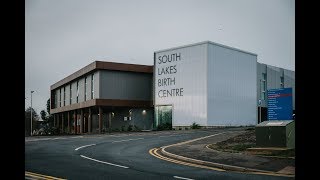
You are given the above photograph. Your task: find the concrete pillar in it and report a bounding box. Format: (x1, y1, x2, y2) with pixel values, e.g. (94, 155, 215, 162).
(74, 110, 77, 134)
(99, 107, 102, 134)
(67, 111, 70, 133)
(84, 114, 86, 133)
(80, 109, 83, 134)
(62, 113, 64, 133)
(53, 114, 56, 127)
(88, 108, 91, 133)
(108, 112, 112, 133)
(57, 114, 60, 131)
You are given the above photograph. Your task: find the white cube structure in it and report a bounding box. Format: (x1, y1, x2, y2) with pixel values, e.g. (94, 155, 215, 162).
(154, 41, 257, 128)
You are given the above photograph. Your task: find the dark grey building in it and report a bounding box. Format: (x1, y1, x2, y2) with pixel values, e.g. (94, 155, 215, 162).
(50, 61, 154, 134)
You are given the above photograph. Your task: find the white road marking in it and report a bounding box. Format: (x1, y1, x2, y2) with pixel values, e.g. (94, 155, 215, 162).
(173, 176, 195, 180)
(26, 136, 83, 142)
(51, 137, 66, 140)
(70, 136, 83, 138)
(111, 138, 144, 143)
(75, 144, 96, 151)
(158, 134, 185, 138)
(80, 155, 129, 169)
(25, 138, 52, 142)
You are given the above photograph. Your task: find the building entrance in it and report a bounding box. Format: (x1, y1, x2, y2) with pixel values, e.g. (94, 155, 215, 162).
(154, 105, 172, 129)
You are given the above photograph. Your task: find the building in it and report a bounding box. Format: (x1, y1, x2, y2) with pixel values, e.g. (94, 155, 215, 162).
(50, 41, 295, 133)
(50, 61, 154, 134)
(154, 41, 295, 129)
(154, 41, 257, 129)
(257, 62, 295, 122)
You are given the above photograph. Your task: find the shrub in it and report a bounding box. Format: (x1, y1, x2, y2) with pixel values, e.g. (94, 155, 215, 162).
(113, 128, 120, 132)
(133, 125, 141, 132)
(127, 125, 133, 131)
(157, 123, 172, 130)
(190, 122, 200, 129)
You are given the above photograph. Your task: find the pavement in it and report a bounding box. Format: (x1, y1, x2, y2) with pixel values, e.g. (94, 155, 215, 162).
(158, 130, 295, 177)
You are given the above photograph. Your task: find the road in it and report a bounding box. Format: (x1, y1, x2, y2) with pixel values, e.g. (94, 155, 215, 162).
(25, 128, 291, 180)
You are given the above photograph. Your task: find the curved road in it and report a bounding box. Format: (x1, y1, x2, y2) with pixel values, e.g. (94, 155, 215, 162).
(25, 128, 291, 180)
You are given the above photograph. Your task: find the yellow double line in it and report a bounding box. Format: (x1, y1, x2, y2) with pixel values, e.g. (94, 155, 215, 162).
(149, 148, 295, 177)
(25, 171, 66, 180)
(149, 148, 225, 172)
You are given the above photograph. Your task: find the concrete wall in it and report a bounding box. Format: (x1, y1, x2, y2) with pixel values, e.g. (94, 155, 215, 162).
(99, 70, 152, 100)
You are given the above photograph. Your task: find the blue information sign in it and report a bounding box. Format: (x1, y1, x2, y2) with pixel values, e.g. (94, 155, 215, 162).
(267, 88, 293, 120)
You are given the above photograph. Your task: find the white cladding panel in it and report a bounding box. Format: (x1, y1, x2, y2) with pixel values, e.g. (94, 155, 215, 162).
(155, 44, 207, 126)
(207, 44, 257, 126)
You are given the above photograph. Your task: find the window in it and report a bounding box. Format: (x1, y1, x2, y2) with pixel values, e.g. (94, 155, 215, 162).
(91, 74, 94, 99)
(63, 87, 66, 106)
(84, 77, 87, 101)
(280, 76, 284, 88)
(59, 89, 61, 107)
(54, 91, 57, 108)
(70, 84, 72, 104)
(261, 73, 267, 100)
(76, 81, 79, 103)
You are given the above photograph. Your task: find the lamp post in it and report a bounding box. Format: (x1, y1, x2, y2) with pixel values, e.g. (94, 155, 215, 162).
(31, 91, 34, 136)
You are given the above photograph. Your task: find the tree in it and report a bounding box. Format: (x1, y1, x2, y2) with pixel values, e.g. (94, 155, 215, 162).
(25, 107, 40, 136)
(40, 110, 47, 121)
(47, 98, 51, 115)
(46, 98, 54, 127)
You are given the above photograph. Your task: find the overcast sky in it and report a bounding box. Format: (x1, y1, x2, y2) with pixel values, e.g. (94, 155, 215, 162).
(25, 0, 295, 116)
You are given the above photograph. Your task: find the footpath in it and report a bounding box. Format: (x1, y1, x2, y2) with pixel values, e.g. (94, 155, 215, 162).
(158, 130, 295, 177)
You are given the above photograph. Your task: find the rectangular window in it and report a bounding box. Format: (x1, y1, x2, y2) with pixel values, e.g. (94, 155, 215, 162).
(63, 87, 66, 106)
(280, 76, 284, 88)
(70, 84, 72, 104)
(76, 81, 79, 103)
(91, 74, 94, 99)
(54, 91, 57, 108)
(261, 73, 267, 100)
(84, 77, 87, 101)
(59, 89, 61, 107)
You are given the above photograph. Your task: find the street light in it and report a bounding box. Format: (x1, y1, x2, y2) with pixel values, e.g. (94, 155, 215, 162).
(31, 91, 34, 136)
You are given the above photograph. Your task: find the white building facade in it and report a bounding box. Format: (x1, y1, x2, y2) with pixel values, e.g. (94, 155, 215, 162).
(154, 41, 257, 128)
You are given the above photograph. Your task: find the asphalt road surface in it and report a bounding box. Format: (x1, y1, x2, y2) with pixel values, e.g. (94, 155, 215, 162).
(25, 128, 292, 180)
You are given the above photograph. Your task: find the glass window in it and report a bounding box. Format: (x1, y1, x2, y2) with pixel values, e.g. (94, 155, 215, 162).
(63, 87, 65, 106)
(262, 73, 266, 81)
(85, 77, 87, 101)
(76, 81, 79, 103)
(54, 92, 57, 108)
(261, 73, 267, 100)
(59, 89, 61, 107)
(91, 74, 94, 99)
(280, 76, 284, 88)
(70, 84, 72, 104)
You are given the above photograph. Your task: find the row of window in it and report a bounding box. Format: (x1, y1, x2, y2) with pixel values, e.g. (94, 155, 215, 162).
(55, 74, 94, 108)
(260, 73, 284, 100)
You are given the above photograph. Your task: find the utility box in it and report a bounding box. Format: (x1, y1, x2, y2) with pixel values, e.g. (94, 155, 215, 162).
(255, 120, 295, 149)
